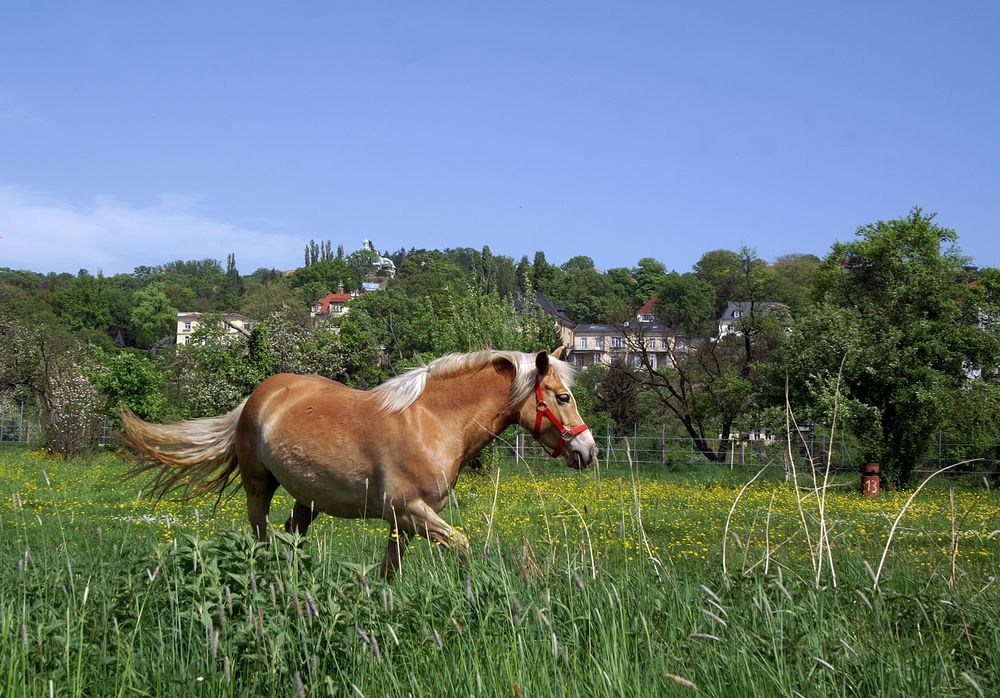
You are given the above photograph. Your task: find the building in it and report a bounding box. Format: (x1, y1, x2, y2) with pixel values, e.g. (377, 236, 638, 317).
(176, 312, 253, 345)
(361, 239, 397, 278)
(310, 287, 355, 320)
(570, 297, 679, 370)
(717, 301, 788, 338)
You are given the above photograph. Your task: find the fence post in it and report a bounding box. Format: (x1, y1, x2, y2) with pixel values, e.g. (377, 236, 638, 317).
(659, 424, 665, 466)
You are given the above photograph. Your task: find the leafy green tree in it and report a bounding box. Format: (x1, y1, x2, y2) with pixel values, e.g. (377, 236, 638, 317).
(131, 282, 178, 348)
(88, 346, 169, 421)
(240, 282, 311, 327)
(531, 251, 561, 296)
(790, 208, 996, 486)
(286, 258, 356, 303)
(348, 247, 382, 287)
(561, 255, 597, 274)
(397, 253, 471, 305)
(632, 257, 668, 306)
(654, 273, 715, 336)
(769, 253, 820, 316)
(694, 249, 743, 315)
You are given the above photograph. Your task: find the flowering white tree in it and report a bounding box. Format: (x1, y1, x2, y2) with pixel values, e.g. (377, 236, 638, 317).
(0, 315, 105, 455)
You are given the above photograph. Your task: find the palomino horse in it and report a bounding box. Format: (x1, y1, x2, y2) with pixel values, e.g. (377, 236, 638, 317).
(120, 348, 596, 579)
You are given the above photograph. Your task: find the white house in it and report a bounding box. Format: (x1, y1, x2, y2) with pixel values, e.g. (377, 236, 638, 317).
(176, 312, 252, 345)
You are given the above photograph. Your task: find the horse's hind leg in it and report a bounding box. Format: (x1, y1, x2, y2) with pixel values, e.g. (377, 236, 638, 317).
(244, 472, 279, 542)
(379, 528, 413, 581)
(284, 501, 322, 536)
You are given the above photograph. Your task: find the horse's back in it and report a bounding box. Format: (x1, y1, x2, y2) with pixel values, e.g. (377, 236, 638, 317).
(241, 372, 370, 435)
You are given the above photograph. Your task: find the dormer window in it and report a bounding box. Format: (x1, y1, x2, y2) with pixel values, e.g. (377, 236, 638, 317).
(733, 310, 741, 318)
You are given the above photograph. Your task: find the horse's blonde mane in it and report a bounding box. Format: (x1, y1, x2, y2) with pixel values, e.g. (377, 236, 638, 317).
(370, 350, 575, 414)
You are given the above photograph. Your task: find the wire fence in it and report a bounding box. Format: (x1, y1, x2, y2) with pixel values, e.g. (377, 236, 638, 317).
(506, 428, 999, 478)
(2, 411, 997, 479)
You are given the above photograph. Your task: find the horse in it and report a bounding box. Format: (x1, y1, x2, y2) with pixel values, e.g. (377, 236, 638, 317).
(119, 348, 597, 579)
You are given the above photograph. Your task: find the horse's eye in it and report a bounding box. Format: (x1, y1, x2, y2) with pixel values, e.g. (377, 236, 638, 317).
(557, 394, 571, 405)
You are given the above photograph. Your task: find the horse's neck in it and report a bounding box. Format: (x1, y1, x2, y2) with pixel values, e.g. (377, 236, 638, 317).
(421, 367, 517, 458)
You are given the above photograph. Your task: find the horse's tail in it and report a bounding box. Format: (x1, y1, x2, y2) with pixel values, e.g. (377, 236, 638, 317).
(119, 399, 248, 501)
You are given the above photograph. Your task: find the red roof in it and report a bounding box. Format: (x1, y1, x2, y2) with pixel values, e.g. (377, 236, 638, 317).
(313, 291, 353, 314)
(638, 296, 657, 315)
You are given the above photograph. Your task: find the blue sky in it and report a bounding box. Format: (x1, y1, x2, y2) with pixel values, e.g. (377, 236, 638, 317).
(1, 2, 997, 275)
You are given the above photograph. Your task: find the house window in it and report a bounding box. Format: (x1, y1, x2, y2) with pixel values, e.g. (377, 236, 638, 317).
(184, 321, 192, 331)
(733, 310, 741, 318)
(183, 335, 190, 345)
(579, 337, 588, 349)
(332, 303, 342, 313)
(612, 337, 624, 349)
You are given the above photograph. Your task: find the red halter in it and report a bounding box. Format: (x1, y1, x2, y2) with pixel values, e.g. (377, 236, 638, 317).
(532, 378, 590, 458)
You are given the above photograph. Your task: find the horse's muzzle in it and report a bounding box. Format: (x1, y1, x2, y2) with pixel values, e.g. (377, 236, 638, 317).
(565, 433, 598, 470)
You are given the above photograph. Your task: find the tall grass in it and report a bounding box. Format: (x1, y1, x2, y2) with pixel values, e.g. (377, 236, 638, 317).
(1, 447, 998, 696)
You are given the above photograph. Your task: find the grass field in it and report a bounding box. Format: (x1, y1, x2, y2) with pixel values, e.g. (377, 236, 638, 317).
(2, 446, 998, 696)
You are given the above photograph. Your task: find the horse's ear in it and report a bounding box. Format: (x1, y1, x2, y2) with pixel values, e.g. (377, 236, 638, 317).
(535, 350, 550, 376)
(551, 345, 566, 360)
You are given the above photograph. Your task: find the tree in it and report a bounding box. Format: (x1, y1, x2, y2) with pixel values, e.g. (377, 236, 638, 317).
(770, 253, 820, 316)
(654, 273, 715, 336)
(622, 249, 789, 462)
(347, 247, 382, 287)
(790, 208, 996, 486)
(0, 315, 104, 456)
(694, 249, 743, 316)
(632, 257, 668, 307)
(240, 282, 311, 327)
(89, 346, 169, 421)
(131, 282, 178, 348)
(560, 255, 597, 274)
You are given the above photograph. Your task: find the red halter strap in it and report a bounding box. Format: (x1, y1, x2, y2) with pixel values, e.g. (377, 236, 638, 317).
(532, 378, 590, 458)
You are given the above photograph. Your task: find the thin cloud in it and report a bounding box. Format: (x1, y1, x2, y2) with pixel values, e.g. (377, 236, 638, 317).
(0, 185, 302, 274)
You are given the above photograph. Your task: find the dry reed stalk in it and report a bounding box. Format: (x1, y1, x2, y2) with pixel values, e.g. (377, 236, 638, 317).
(764, 490, 777, 575)
(722, 465, 769, 580)
(552, 493, 596, 578)
(481, 465, 502, 559)
(871, 459, 975, 590)
(784, 376, 817, 575)
(742, 529, 803, 575)
(739, 512, 761, 574)
(813, 355, 846, 588)
(624, 441, 665, 577)
(949, 487, 959, 591)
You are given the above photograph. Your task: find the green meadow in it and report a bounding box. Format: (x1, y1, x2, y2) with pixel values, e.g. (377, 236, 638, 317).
(2, 447, 998, 697)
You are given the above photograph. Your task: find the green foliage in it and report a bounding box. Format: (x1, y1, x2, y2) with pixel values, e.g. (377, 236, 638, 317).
(131, 282, 179, 348)
(168, 317, 262, 416)
(239, 281, 311, 327)
(793, 208, 995, 485)
(654, 272, 715, 334)
(286, 258, 356, 303)
(769, 253, 820, 316)
(88, 346, 169, 421)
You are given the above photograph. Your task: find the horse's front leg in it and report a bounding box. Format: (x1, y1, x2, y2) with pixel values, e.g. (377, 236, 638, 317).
(408, 500, 470, 562)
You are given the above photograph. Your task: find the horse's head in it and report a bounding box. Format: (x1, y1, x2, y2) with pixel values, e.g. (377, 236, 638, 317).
(518, 348, 598, 469)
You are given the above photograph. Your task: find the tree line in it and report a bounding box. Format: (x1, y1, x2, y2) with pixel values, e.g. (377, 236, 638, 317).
(2, 208, 998, 486)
